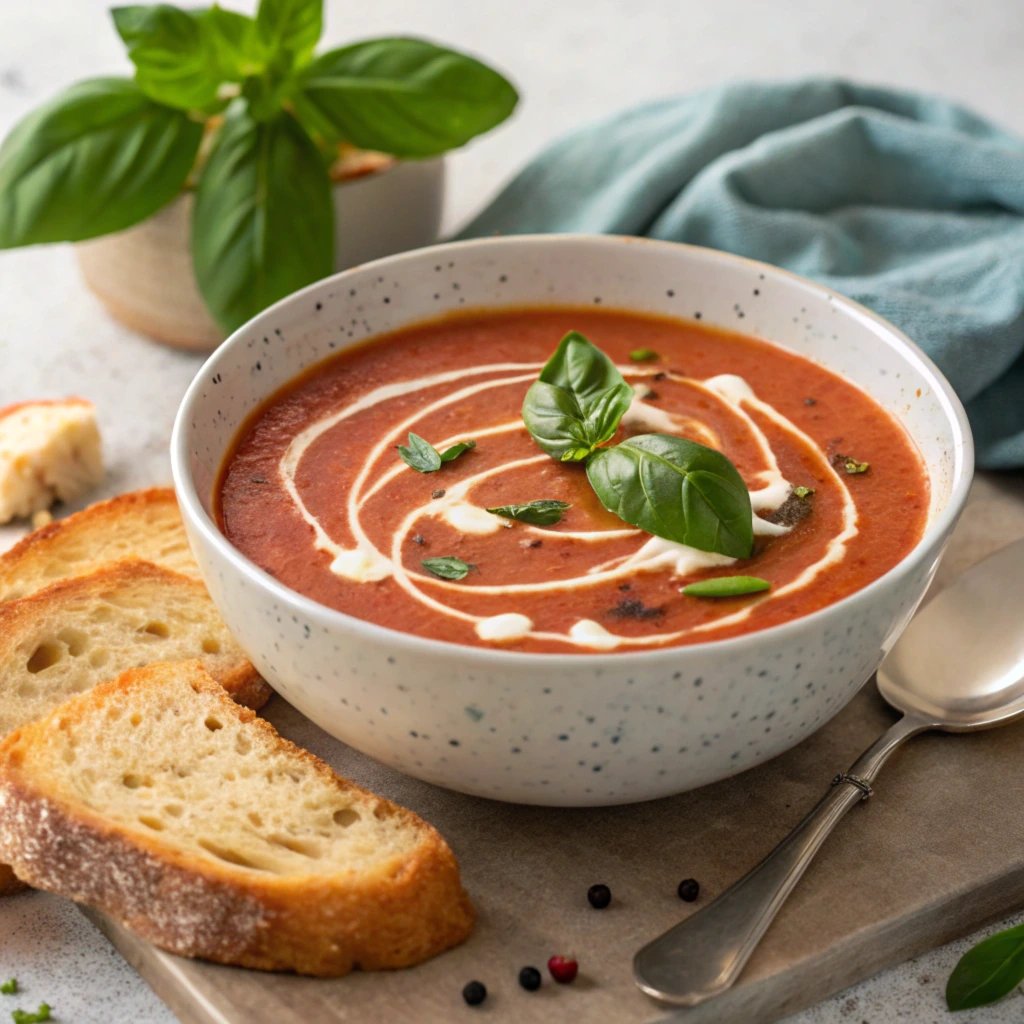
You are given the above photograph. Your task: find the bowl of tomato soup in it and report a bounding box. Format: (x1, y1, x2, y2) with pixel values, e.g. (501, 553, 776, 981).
(171, 235, 972, 806)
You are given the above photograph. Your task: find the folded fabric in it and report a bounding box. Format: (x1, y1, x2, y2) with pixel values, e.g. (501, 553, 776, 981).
(458, 79, 1024, 470)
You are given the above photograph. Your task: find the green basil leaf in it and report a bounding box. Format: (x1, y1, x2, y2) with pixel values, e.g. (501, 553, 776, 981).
(439, 440, 476, 462)
(0, 978, 17, 995)
(421, 556, 474, 581)
(192, 106, 332, 334)
(486, 500, 570, 526)
(112, 5, 223, 110)
(586, 433, 753, 558)
(292, 37, 518, 158)
(206, 5, 268, 78)
(11, 1005, 51, 1024)
(397, 433, 442, 473)
(255, 0, 321, 63)
(947, 922, 1024, 1010)
(0, 77, 202, 248)
(522, 331, 633, 462)
(241, 45, 300, 121)
(682, 576, 770, 598)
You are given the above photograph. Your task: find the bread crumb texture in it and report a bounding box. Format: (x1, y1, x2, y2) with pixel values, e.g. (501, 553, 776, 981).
(0, 662, 474, 974)
(0, 399, 103, 524)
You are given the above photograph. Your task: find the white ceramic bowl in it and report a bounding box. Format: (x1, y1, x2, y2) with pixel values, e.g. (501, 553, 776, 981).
(171, 235, 973, 806)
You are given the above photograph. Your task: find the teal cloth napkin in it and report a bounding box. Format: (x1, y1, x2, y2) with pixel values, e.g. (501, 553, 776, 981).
(458, 80, 1024, 470)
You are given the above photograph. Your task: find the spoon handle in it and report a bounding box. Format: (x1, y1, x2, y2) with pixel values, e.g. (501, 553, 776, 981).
(633, 712, 934, 1007)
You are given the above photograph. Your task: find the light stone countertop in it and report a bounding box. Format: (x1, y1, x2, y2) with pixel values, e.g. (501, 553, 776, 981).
(1, 1, 1023, 1021)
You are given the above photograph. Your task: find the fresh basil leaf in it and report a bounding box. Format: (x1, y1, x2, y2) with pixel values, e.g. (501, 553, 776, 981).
(421, 556, 474, 581)
(112, 5, 223, 110)
(946, 921, 1024, 1010)
(629, 348, 659, 362)
(522, 331, 633, 462)
(292, 37, 518, 158)
(192, 106, 332, 334)
(397, 433, 442, 473)
(255, 0, 321, 63)
(241, 45, 300, 121)
(0, 77, 202, 248)
(586, 433, 753, 558)
(206, 5, 268, 78)
(439, 440, 476, 462)
(682, 576, 770, 598)
(486, 500, 570, 526)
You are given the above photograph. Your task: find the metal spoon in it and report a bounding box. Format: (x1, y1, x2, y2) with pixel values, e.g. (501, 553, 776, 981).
(634, 538, 1024, 1007)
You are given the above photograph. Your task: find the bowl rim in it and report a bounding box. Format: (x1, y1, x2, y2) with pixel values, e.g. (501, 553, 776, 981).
(171, 233, 975, 667)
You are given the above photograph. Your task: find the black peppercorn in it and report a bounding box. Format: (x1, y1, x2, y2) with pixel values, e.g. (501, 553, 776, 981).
(587, 883, 612, 909)
(677, 878, 700, 902)
(518, 965, 542, 991)
(462, 980, 487, 1006)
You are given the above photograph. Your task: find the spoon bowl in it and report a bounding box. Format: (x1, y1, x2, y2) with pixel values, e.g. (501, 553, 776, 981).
(878, 539, 1024, 730)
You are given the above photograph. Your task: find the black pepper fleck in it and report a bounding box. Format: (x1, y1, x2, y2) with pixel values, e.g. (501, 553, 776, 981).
(608, 597, 665, 620)
(412, 534, 425, 545)
(431, 489, 446, 499)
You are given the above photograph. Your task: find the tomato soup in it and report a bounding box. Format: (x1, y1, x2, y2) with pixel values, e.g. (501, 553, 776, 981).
(218, 309, 929, 654)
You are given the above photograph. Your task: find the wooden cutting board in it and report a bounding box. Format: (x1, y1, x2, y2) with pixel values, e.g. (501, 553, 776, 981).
(85, 473, 1024, 1024)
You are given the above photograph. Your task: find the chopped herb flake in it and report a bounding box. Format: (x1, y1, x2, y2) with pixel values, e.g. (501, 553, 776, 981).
(0, 980, 16, 996)
(12, 1005, 51, 1024)
(629, 348, 659, 362)
(421, 556, 475, 580)
(607, 598, 664, 620)
(486, 500, 570, 525)
(844, 459, 869, 474)
(793, 486, 815, 499)
(682, 576, 770, 598)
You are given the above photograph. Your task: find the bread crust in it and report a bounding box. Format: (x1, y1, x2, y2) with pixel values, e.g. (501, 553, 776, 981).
(0, 666, 474, 975)
(0, 560, 269, 711)
(0, 487, 199, 602)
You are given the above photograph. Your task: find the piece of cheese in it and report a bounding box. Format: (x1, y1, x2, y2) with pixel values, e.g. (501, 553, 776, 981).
(0, 399, 104, 524)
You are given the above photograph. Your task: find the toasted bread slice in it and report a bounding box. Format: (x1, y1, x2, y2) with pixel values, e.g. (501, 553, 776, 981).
(0, 398, 104, 524)
(0, 661, 475, 975)
(0, 562, 269, 742)
(0, 487, 198, 603)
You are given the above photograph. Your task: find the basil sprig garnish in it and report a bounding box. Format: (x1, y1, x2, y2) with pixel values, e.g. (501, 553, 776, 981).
(682, 576, 770, 598)
(587, 435, 753, 558)
(521, 331, 633, 463)
(421, 556, 474, 580)
(397, 433, 475, 473)
(486, 500, 570, 525)
(520, 331, 753, 559)
(946, 921, 1024, 1010)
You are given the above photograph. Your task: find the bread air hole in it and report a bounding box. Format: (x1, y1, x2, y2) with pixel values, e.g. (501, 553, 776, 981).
(130, 712, 142, 727)
(138, 815, 165, 832)
(16, 681, 39, 699)
(247, 812, 263, 828)
(26, 641, 63, 673)
(333, 808, 360, 828)
(56, 628, 89, 656)
(198, 839, 268, 871)
(235, 733, 252, 755)
(140, 621, 171, 639)
(204, 716, 223, 732)
(164, 804, 185, 818)
(267, 834, 323, 859)
(122, 773, 149, 789)
(89, 648, 110, 669)
(201, 637, 221, 655)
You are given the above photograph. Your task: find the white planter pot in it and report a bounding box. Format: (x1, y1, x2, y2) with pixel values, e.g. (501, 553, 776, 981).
(75, 158, 446, 351)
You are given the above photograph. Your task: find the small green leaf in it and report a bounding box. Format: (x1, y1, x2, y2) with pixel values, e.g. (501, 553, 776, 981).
(421, 556, 474, 580)
(293, 37, 518, 158)
(486, 500, 570, 525)
(682, 576, 770, 598)
(629, 348, 659, 362)
(191, 106, 332, 334)
(0, 979, 16, 995)
(947, 921, 1024, 1010)
(12, 1005, 51, 1024)
(439, 440, 476, 462)
(522, 331, 634, 462)
(112, 5, 223, 110)
(793, 485, 815, 499)
(397, 433, 442, 473)
(255, 0, 322, 63)
(205, 5, 268, 78)
(0, 78, 202, 248)
(586, 433, 753, 558)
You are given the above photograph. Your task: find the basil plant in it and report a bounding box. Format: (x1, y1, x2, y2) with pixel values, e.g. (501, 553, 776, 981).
(0, 0, 518, 333)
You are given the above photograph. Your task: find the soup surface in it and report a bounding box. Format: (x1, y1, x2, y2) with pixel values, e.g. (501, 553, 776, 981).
(218, 309, 929, 654)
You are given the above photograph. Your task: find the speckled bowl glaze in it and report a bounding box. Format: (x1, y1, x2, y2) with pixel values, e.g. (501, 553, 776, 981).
(171, 235, 973, 807)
